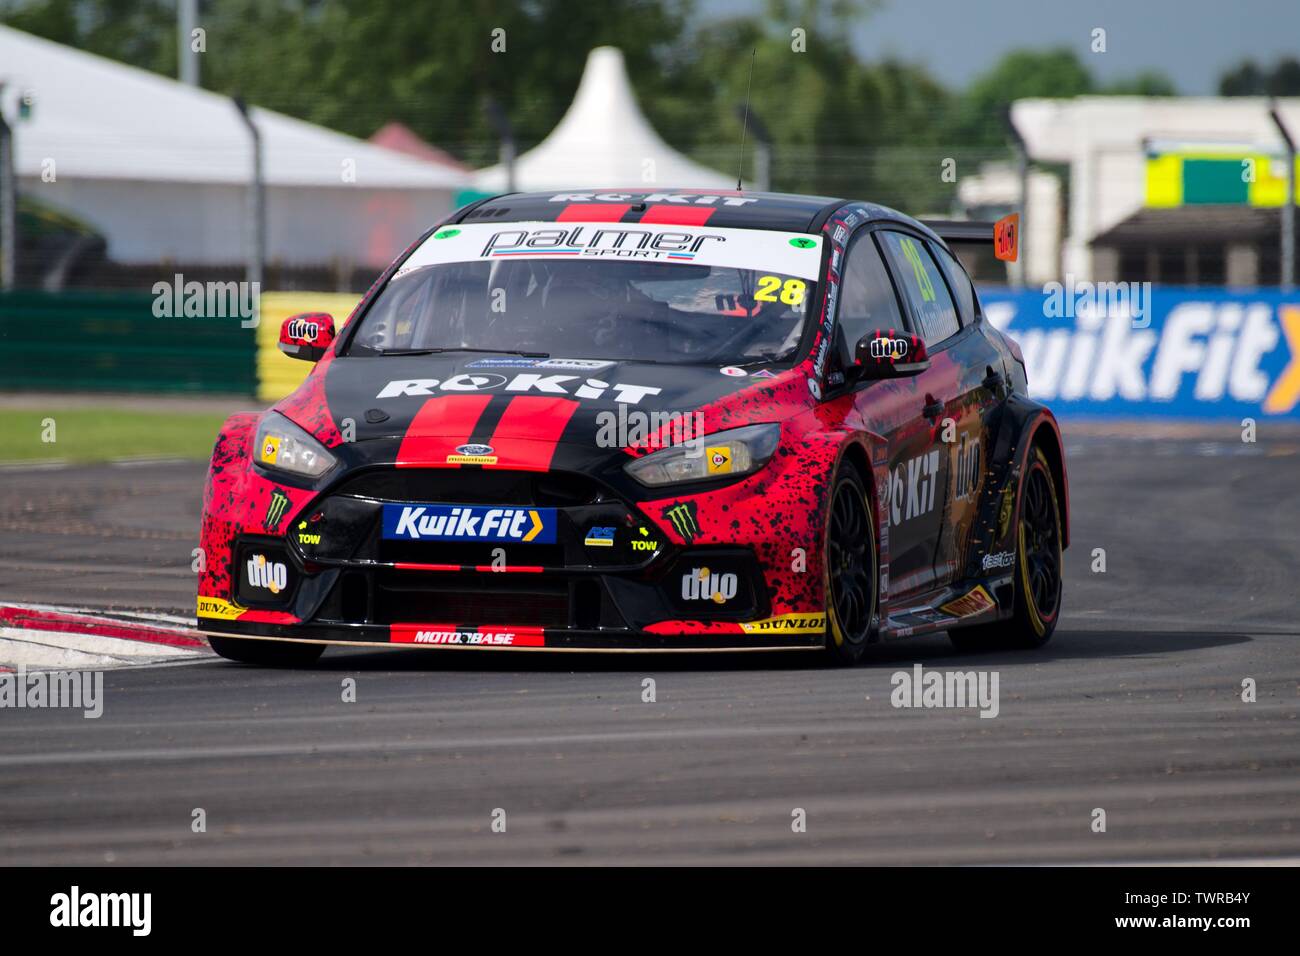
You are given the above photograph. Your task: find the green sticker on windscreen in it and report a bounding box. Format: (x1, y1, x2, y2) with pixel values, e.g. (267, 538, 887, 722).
(789, 237, 816, 249)
(433, 229, 461, 239)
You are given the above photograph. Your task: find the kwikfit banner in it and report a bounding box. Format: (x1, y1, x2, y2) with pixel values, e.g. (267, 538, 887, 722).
(977, 286, 1300, 419)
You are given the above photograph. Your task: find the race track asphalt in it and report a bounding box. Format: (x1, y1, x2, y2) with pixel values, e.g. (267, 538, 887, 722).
(0, 423, 1297, 865)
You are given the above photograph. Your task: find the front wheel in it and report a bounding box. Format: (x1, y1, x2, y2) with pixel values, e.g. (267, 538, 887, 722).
(208, 635, 325, 667)
(823, 466, 878, 665)
(949, 445, 1063, 652)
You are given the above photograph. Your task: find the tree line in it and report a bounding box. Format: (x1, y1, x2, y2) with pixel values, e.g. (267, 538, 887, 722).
(5, 0, 1293, 212)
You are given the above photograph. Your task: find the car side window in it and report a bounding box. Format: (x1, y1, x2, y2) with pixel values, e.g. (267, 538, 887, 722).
(929, 240, 977, 327)
(835, 230, 907, 365)
(879, 231, 961, 347)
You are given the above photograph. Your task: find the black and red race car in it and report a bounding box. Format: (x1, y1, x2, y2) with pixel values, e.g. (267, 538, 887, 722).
(197, 190, 1067, 665)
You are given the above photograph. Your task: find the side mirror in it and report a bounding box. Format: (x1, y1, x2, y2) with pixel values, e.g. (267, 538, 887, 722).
(278, 313, 336, 362)
(853, 330, 930, 379)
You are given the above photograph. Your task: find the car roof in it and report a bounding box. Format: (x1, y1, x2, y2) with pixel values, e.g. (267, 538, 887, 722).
(452, 188, 932, 235)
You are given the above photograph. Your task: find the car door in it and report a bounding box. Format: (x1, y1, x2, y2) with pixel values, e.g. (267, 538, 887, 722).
(875, 229, 968, 594)
(833, 228, 949, 600)
(927, 239, 1009, 580)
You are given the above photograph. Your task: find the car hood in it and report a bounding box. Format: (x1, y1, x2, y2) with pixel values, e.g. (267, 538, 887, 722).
(274, 353, 815, 464)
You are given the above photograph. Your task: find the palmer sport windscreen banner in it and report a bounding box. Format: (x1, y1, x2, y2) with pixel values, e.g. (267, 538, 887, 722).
(393, 222, 825, 280)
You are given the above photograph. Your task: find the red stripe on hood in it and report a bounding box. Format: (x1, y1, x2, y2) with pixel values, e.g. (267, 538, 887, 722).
(396, 395, 493, 468)
(486, 396, 579, 472)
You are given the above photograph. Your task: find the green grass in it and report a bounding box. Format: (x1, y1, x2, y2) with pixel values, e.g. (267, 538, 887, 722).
(0, 408, 230, 464)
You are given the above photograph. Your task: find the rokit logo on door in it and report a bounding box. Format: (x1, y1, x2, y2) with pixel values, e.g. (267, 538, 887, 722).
(889, 450, 941, 526)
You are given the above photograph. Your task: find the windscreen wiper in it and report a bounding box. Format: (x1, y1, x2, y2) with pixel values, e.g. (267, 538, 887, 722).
(732, 352, 786, 367)
(372, 347, 551, 358)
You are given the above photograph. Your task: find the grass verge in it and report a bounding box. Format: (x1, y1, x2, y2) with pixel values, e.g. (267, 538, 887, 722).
(0, 408, 229, 464)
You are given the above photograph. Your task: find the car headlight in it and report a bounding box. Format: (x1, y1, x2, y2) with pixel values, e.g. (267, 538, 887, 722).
(623, 423, 781, 487)
(253, 412, 338, 479)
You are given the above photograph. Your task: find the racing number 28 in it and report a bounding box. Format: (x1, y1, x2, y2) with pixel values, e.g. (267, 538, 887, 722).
(755, 276, 806, 308)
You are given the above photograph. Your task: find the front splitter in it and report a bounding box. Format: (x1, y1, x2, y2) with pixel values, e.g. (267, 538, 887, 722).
(198, 622, 825, 654)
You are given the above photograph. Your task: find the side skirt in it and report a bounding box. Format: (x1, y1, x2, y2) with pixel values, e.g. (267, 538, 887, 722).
(877, 573, 1016, 640)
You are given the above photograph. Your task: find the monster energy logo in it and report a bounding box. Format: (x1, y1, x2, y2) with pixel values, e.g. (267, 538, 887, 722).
(265, 489, 291, 529)
(661, 501, 700, 543)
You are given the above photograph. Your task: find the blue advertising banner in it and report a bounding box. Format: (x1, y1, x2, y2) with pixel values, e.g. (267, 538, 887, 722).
(977, 286, 1300, 419)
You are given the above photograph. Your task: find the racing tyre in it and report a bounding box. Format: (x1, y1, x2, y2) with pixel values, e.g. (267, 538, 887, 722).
(949, 445, 1063, 652)
(823, 466, 878, 665)
(208, 635, 325, 667)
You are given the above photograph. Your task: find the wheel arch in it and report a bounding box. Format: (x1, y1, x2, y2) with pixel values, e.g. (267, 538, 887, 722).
(983, 396, 1070, 562)
(834, 432, 885, 543)
(204, 412, 260, 500)
(1025, 415, 1070, 551)
(837, 438, 875, 503)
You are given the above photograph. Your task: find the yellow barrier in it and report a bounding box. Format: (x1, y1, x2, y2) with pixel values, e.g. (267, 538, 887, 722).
(257, 292, 361, 402)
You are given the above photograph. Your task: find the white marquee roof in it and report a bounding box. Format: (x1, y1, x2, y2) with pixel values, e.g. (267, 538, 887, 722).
(473, 47, 735, 192)
(0, 25, 466, 190)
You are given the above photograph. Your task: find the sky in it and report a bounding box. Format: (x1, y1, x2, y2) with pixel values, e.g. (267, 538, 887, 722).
(701, 0, 1300, 95)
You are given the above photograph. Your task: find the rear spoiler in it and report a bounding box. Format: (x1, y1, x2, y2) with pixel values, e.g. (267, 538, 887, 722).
(921, 213, 1019, 262)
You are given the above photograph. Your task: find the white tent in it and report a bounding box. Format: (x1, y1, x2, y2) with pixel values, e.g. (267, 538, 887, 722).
(473, 47, 734, 193)
(0, 25, 468, 267)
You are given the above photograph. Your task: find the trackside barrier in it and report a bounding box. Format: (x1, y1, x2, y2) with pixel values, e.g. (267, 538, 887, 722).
(4, 286, 1298, 420)
(0, 290, 360, 399)
(977, 287, 1300, 420)
(0, 289, 255, 394)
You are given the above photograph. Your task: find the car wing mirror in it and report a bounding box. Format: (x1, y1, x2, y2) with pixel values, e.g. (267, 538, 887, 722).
(853, 330, 930, 379)
(278, 313, 337, 362)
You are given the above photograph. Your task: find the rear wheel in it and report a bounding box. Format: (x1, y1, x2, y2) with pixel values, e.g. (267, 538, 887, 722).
(824, 467, 877, 665)
(208, 635, 325, 667)
(949, 445, 1062, 651)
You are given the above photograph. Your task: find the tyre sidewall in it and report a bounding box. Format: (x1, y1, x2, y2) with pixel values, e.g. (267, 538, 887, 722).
(1016, 447, 1063, 640)
(823, 466, 877, 664)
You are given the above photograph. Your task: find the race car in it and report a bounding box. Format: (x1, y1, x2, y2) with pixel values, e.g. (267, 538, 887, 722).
(197, 189, 1068, 665)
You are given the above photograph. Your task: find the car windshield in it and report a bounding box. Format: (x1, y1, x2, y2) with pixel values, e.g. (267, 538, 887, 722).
(345, 222, 823, 366)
